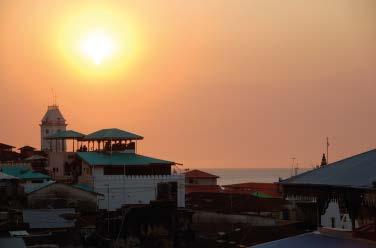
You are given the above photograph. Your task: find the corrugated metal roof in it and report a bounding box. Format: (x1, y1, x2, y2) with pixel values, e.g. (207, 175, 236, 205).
(281, 149, 376, 189)
(45, 130, 85, 139)
(83, 128, 143, 141)
(23, 209, 76, 229)
(77, 152, 174, 166)
(250, 232, 376, 248)
(0, 237, 26, 248)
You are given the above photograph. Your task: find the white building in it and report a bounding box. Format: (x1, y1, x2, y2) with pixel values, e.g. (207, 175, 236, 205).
(46, 128, 185, 210)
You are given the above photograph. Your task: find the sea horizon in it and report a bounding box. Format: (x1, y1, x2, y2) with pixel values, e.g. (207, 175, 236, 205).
(193, 167, 311, 185)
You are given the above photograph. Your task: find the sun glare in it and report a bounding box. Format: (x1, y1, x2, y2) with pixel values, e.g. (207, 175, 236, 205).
(80, 30, 115, 65)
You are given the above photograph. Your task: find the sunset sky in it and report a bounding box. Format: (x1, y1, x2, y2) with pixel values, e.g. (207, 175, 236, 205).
(1, 0, 376, 168)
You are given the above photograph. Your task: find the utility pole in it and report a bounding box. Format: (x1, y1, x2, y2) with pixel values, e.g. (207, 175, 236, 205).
(105, 184, 110, 234)
(326, 137, 330, 164)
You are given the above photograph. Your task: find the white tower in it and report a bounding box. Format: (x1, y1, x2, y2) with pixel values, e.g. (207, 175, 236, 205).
(40, 105, 67, 152)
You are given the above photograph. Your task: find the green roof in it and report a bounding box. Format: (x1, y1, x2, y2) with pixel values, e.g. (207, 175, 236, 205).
(83, 128, 143, 141)
(251, 191, 274, 199)
(45, 130, 86, 139)
(1, 166, 51, 180)
(77, 152, 174, 166)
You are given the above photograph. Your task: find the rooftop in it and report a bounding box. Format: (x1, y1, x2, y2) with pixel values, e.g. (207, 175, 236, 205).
(250, 232, 376, 248)
(0, 237, 26, 248)
(185, 169, 219, 179)
(45, 130, 86, 139)
(1, 165, 51, 180)
(0, 171, 18, 180)
(223, 182, 281, 198)
(18, 145, 36, 150)
(0, 143, 15, 150)
(41, 105, 66, 125)
(281, 149, 376, 189)
(77, 152, 174, 166)
(83, 128, 143, 141)
(23, 208, 76, 229)
(24, 181, 56, 194)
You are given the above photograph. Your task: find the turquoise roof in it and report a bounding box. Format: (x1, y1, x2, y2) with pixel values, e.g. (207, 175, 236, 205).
(24, 181, 55, 194)
(1, 166, 51, 180)
(77, 152, 174, 166)
(83, 128, 143, 141)
(72, 183, 101, 195)
(45, 130, 86, 139)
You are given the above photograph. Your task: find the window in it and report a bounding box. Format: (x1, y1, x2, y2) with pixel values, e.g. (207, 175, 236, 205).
(45, 129, 49, 134)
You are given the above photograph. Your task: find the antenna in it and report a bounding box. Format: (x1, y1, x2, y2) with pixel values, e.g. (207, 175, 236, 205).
(291, 157, 296, 177)
(50, 88, 58, 106)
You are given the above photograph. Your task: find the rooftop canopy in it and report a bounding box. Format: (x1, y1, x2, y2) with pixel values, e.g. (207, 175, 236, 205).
(281, 149, 376, 190)
(77, 152, 174, 166)
(45, 130, 86, 140)
(83, 128, 143, 141)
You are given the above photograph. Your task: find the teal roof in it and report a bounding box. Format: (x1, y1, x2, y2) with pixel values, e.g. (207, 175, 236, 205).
(72, 183, 101, 195)
(1, 166, 51, 180)
(45, 130, 86, 139)
(24, 181, 55, 194)
(83, 128, 143, 141)
(77, 152, 174, 166)
(20, 171, 51, 180)
(251, 191, 273, 199)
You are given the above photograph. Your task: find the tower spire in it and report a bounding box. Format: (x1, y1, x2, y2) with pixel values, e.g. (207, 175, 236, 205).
(321, 153, 327, 167)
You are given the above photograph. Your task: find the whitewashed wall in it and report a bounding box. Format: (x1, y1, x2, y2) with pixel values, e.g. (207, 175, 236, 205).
(93, 173, 185, 210)
(321, 201, 358, 230)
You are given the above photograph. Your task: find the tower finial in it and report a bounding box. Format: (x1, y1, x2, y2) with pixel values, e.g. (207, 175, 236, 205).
(321, 153, 327, 167)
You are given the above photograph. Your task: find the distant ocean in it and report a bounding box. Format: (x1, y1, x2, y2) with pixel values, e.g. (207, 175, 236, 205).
(201, 168, 310, 186)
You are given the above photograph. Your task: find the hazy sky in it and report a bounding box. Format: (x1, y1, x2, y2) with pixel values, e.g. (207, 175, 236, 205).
(1, 0, 376, 168)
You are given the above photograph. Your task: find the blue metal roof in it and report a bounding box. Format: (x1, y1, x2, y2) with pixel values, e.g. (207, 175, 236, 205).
(281, 149, 376, 189)
(251, 232, 376, 248)
(77, 152, 174, 166)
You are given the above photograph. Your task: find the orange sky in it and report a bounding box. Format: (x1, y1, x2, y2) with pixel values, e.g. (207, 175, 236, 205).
(1, 0, 376, 168)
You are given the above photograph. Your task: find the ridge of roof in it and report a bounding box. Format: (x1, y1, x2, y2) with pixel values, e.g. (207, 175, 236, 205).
(84, 128, 143, 141)
(77, 152, 174, 166)
(281, 149, 376, 184)
(184, 169, 219, 178)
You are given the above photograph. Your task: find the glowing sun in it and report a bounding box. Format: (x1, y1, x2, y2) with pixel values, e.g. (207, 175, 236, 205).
(80, 30, 115, 65)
